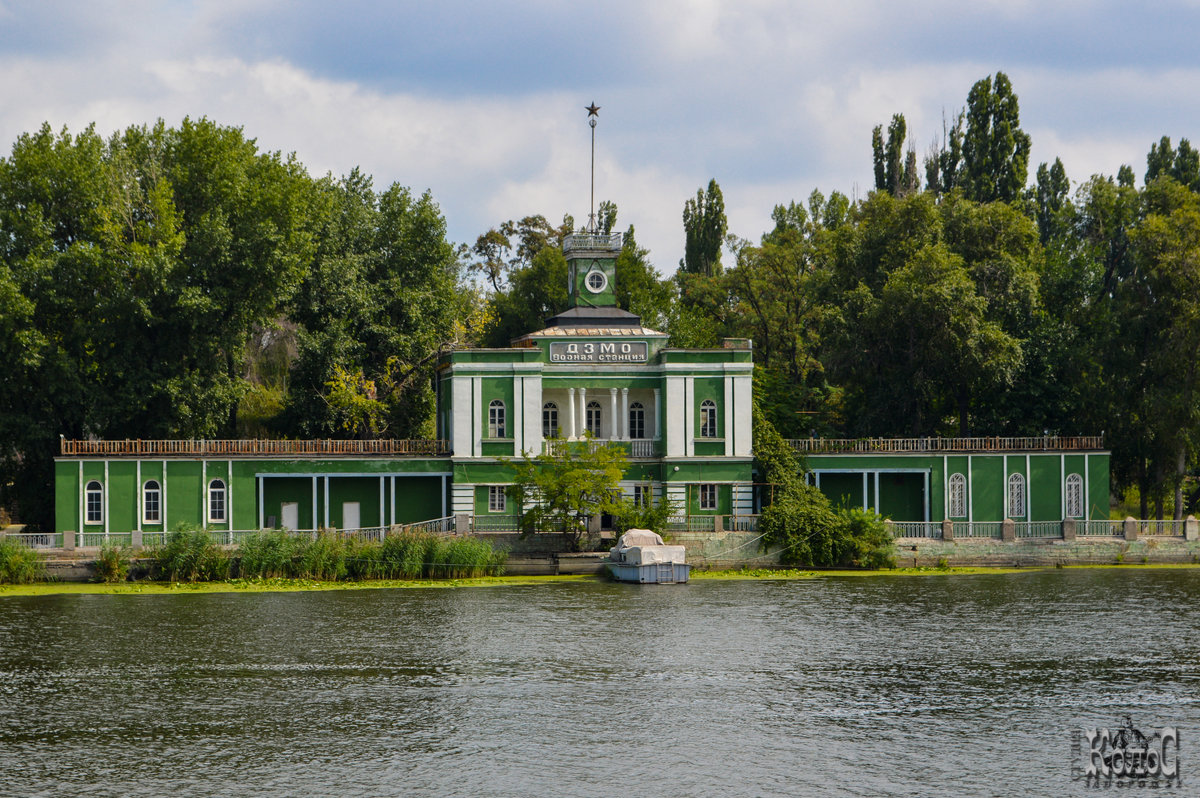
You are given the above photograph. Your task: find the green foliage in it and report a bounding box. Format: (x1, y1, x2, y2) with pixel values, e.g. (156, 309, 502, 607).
(94, 543, 131, 583)
(507, 440, 628, 550)
(612, 488, 679, 538)
(152, 528, 232, 582)
(0, 538, 45, 584)
(237, 529, 504, 581)
(960, 72, 1031, 204)
(681, 179, 727, 276)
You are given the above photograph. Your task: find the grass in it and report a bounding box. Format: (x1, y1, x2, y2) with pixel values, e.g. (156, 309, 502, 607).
(94, 543, 131, 583)
(0, 537, 46, 584)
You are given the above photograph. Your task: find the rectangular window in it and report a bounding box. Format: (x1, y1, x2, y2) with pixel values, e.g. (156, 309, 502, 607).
(488, 486, 506, 513)
(700, 400, 718, 438)
(85, 482, 103, 524)
(143, 484, 161, 524)
(633, 485, 649, 508)
(488, 401, 506, 438)
(699, 484, 718, 511)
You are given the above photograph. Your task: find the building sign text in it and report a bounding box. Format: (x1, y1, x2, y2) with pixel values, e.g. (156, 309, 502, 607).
(549, 341, 648, 363)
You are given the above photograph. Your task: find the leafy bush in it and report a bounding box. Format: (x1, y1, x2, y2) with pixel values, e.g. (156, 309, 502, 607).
(94, 543, 131, 583)
(0, 538, 45, 584)
(152, 528, 231, 582)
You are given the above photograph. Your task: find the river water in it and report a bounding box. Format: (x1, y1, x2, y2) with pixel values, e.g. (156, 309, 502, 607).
(0, 570, 1197, 797)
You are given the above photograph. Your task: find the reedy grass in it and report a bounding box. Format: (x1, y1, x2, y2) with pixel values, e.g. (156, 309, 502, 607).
(152, 529, 232, 582)
(0, 537, 46, 584)
(94, 543, 132, 583)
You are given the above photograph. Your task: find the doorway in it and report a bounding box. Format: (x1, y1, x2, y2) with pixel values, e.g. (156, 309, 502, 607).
(342, 501, 360, 531)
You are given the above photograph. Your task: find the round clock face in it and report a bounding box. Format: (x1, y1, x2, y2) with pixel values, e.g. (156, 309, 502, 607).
(585, 269, 607, 293)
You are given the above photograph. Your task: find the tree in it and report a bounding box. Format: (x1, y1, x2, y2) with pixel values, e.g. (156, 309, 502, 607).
(960, 72, 1031, 204)
(872, 114, 919, 197)
(285, 172, 463, 439)
(681, 179, 727, 276)
(507, 442, 629, 550)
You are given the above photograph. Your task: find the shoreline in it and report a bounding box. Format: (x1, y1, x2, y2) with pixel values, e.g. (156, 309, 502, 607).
(2, 562, 1198, 598)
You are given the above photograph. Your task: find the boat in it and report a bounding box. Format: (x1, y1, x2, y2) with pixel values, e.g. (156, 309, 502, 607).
(605, 528, 690, 584)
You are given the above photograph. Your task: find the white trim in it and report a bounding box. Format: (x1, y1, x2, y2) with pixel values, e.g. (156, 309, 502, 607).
(136, 460, 142, 531)
(78, 461, 83, 530)
(312, 477, 318, 531)
(379, 476, 385, 530)
(441, 475, 447, 517)
(1084, 453, 1090, 521)
(862, 472, 868, 511)
(390, 476, 396, 525)
(201, 459, 207, 523)
(227, 459, 233, 529)
(942, 455, 948, 519)
(162, 460, 168, 528)
(967, 454, 973, 522)
(324, 477, 330, 529)
(1025, 453, 1031, 520)
(207, 478, 227, 524)
(103, 460, 109, 534)
(258, 476, 264, 530)
(923, 471, 929, 522)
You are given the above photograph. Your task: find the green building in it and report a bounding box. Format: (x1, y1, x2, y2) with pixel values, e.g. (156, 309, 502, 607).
(53, 232, 1110, 541)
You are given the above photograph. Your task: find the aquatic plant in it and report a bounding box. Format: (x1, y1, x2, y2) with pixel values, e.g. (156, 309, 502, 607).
(152, 527, 231, 582)
(0, 538, 45, 584)
(94, 543, 131, 583)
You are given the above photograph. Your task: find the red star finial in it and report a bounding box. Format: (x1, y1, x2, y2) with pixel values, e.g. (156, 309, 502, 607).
(586, 102, 600, 118)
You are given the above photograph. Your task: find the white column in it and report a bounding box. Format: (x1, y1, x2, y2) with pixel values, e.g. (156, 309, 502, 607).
(162, 460, 168, 528)
(1084, 453, 1090, 521)
(653, 389, 661, 440)
(227, 459, 233, 529)
(312, 477, 318, 531)
(201, 460, 206, 524)
(874, 472, 880, 513)
(441, 475, 448, 517)
(471, 377, 482, 457)
(324, 477, 330, 529)
(620, 388, 629, 439)
(379, 476, 385, 531)
(104, 460, 109, 536)
(578, 387, 587, 436)
(136, 460, 142, 532)
(1025, 453, 1031, 520)
(258, 476, 264, 530)
(923, 471, 930, 523)
(967, 455, 973, 522)
(609, 388, 618, 440)
(78, 461, 83, 532)
(684, 377, 695, 457)
(862, 472, 868, 511)
(513, 377, 524, 453)
(391, 476, 396, 526)
(567, 388, 576, 439)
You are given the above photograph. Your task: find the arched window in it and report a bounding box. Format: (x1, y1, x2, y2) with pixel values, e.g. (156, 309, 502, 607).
(948, 473, 966, 518)
(85, 480, 103, 524)
(1065, 473, 1083, 518)
(143, 480, 161, 523)
(700, 399, 718, 438)
(488, 399, 506, 438)
(208, 478, 227, 523)
(586, 401, 601, 437)
(542, 402, 558, 438)
(1007, 472, 1026, 519)
(628, 402, 645, 439)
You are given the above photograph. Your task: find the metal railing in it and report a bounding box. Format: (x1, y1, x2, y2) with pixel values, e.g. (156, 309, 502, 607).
(562, 232, 623, 252)
(471, 515, 522, 533)
(787, 436, 1104, 454)
(722, 515, 760, 532)
(1134, 520, 1185, 536)
(1080, 520, 1123, 536)
(630, 439, 660, 458)
(960, 521, 1004, 539)
(1015, 521, 1062, 538)
(1, 532, 63, 548)
(405, 516, 456, 536)
(668, 516, 717, 533)
(890, 521, 943, 539)
(61, 438, 452, 457)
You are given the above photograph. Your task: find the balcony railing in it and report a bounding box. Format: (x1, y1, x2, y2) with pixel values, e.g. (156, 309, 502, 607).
(541, 439, 661, 457)
(787, 436, 1104, 454)
(562, 232, 622, 252)
(61, 438, 452, 457)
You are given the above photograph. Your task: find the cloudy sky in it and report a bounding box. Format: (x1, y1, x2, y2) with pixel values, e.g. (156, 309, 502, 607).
(1, 1, 1198, 273)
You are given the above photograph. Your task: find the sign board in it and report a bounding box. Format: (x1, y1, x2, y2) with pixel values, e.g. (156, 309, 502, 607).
(549, 341, 648, 363)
